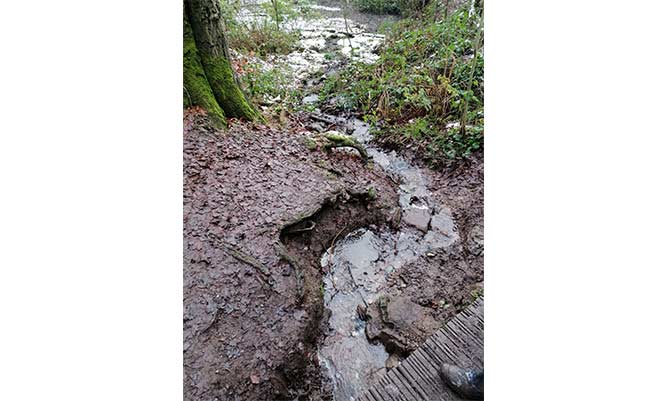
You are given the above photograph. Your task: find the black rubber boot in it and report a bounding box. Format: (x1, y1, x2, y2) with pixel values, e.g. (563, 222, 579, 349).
(439, 363, 484, 400)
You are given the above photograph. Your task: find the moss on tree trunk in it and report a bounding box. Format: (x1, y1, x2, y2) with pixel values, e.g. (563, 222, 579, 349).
(183, 12, 226, 125)
(183, 0, 259, 122)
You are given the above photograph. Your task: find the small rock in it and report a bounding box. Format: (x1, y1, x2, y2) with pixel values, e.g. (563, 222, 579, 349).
(250, 373, 260, 384)
(437, 299, 449, 309)
(302, 94, 319, 104)
(430, 209, 455, 236)
(365, 296, 441, 354)
(385, 353, 402, 370)
(403, 205, 431, 232)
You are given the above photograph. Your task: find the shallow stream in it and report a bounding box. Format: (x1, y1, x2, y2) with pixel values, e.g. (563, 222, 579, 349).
(236, 2, 461, 399)
(317, 119, 459, 400)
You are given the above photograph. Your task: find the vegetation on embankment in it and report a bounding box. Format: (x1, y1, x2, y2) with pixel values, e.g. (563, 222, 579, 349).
(218, 0, 311, 111)
(321, 0, 484, 165)
(354, 0, 427, 16)
(220, 0, 304, 56)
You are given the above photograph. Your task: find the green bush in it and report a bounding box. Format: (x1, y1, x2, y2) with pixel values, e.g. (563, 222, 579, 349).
(320, 0, 483, 164)
(355, 0, 401, 14)
(219, 0, 300, 56)
(240, 62, 297, 106)
(354, 0, 428, 15)
(228, 25, 299, 56)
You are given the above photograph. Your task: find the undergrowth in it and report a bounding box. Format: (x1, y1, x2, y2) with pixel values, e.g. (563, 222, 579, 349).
(229, 25, 299, 56)
(234, 57, 301, 109)
(220, 0, 319, 115)
(321, 0, 484, 165)
(354, 0, 428, 15)
(220, 0, 305, 56)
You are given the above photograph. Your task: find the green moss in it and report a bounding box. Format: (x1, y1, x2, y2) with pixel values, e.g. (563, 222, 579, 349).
(323, 131, 368, 161)
(200, 53, 261, 121)
(183, 15, 226, 126)
(183, 8, 261, 124)
(303, 137, 318, 151)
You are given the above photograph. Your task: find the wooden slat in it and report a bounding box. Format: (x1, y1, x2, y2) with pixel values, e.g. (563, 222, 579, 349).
(402, 349, 445, 398)
(387, 371, 419, 401)
(396, 364, 432, 400)
(359, 298, 483, 401)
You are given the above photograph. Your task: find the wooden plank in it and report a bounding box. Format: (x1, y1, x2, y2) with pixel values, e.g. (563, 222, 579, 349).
(376, 374, 405, 401)
(449, 313, 483, 347)
(386, 370, 420, 401)
(367, 386, 386, 401)
(396, 363, 433, 400)
(358, 298, 483, 401)
(403, 350, 447, 399)
(404, 357, 451, 401)
(431, 329, 479, 368)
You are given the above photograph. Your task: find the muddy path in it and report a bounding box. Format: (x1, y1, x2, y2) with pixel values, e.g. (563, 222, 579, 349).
(184, 2, 483, 400)
(183, 112, 482, 401)
(183, 110, 399, 400)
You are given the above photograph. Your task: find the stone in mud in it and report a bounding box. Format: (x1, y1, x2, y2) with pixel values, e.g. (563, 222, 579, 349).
(364, 296, 440, 355)
(430, 208, 456, 236)
(403, 205, 431, 232)
(467, 225, 484, 256)
(302, 94, 319, 104)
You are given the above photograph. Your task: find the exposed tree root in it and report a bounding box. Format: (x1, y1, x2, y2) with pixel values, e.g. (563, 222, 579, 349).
(323, 131, 369, 161)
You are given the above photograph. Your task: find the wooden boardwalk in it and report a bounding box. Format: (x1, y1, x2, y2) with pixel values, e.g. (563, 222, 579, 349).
(359, 298, 484, 401)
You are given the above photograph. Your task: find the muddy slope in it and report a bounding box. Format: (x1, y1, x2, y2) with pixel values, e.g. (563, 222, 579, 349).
(183, 110, 398, 401)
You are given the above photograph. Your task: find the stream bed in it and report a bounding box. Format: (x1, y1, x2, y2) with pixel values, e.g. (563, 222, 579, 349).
(235, 2, 462, 399)
(317, 119, 459, 400)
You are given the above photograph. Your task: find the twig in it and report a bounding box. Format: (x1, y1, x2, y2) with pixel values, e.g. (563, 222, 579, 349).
(284, 220, 316, 234)
(221, 242, 270, 276)
(330, 225, 349, 250)
(323, 132, 368, 161)
(209, 235, 276, 289)
(274, 242, 306, 303)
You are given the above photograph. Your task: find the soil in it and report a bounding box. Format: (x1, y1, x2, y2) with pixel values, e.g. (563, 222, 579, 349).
(183, 108, 399, 401)
(363, 152, 484, 353)
(183, 106, 483, 400)
(184, 1, 483, 399)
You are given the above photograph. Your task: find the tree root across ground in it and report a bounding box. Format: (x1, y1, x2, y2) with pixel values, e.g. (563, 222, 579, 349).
(183, 109, 398, 401)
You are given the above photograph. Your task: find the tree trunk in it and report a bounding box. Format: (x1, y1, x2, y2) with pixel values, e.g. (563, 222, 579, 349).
(183, 0, 259, 123)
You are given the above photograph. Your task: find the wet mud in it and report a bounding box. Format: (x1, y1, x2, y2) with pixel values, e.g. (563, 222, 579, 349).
(184, 1, 483, 400)
(183, 110, 398, 401)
